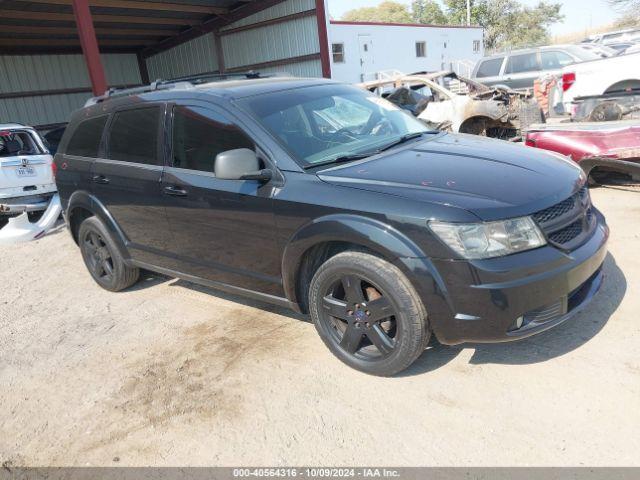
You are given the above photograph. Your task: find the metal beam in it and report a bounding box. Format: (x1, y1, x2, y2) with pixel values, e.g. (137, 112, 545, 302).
(0, 25, 177, 37)
(0, 10, 197, 25)
(17, 0, 227, 14)
(72, 0, 107, 96)
(314, 0, 331, 78)
(0, 38, 154, 46)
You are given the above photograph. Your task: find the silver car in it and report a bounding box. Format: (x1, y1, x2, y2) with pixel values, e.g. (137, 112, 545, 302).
(471, 45, 601, 90)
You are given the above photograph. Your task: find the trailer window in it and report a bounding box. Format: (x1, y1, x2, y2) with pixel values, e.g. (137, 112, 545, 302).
(416, 42, 427, 58)
(332, 43, 345, 63)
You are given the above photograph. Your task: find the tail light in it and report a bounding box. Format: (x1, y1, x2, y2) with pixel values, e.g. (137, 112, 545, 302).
(51, 160, 57, 180)
(562, 72, 576, 92)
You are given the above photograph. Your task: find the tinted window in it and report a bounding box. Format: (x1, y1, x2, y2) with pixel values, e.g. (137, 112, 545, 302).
(540, 51, 575, 69)
(66, 116, 107, 158)
(108, 107, 160, 165)
(475, 57, 503, 77)
(172, 106, 254, 173)
(505, 53, 540, 74)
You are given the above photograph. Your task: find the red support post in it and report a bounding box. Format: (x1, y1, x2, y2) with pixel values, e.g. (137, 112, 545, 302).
(315, 0, 331, 79)
(72, 0, 108, 96)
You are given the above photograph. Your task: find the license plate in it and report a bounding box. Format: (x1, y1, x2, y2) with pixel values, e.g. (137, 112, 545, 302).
(15, 166, 36, 177)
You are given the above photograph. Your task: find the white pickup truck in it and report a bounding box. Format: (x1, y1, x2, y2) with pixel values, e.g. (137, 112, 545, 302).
(0, 123, 61, 243)
(560, 52, 640, 108)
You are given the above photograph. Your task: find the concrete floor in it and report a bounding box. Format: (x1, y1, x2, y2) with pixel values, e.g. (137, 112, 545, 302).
(1, 185, 638, 467)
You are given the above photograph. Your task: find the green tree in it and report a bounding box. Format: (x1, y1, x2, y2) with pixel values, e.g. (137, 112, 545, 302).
(343, 1, 413, 23)
(411, 0, 448, 25)
(444, 0, 563, 50)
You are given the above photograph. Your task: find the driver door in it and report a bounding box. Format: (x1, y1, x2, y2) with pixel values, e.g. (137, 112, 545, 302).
(160, 102, 282, 296)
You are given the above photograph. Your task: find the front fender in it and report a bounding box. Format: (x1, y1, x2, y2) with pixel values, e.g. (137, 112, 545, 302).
(67, 190, 130, 260)
(281, 214, 446, 307)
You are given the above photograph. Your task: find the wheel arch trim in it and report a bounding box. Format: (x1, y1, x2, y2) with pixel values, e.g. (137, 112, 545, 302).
(281, 214, 442, 306)
(67, 190, 130, 260)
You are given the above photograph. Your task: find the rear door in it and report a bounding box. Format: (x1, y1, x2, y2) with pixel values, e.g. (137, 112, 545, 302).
(0, 129, 53, 196)
(92, 104, 174, 266)
(160, 102, 282, 295)
(502, 52, 541, 89)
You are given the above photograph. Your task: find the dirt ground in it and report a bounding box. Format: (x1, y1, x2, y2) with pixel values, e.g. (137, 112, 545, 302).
(1, 185, 639, 467)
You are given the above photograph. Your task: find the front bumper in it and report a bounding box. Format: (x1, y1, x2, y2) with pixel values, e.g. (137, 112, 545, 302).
(402, 209, 609, 345)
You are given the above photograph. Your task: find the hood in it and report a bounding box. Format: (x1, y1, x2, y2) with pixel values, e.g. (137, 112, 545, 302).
(318, 133, 585, 221)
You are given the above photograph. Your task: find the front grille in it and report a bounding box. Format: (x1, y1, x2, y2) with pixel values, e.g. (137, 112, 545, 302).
(533, 195, 576, 224)
(548, 219, 583, 245)
(533, 186, 594, 250)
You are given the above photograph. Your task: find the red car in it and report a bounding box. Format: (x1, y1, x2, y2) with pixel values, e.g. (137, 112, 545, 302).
(525, 120, 640, 181)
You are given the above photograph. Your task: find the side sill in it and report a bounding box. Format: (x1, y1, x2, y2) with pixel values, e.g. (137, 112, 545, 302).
(129, 260, 302, 313)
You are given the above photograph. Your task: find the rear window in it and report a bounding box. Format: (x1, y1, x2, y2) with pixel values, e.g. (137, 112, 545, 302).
(66, 116, 108, 158)
(0, 130, 42, 157)
(107, 107, 161, 165)
(475, 57, 503, 78)
(505, 53, 541, 74)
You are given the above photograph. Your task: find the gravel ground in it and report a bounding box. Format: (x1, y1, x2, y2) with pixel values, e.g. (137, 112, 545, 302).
(1, 186, 639, 467)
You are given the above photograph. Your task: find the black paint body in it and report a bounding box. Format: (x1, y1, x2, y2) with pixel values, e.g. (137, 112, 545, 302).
(55, 78, 609, 345)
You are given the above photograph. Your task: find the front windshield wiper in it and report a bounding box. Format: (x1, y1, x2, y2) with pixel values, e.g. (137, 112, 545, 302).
(305, 131, 436, 170)
(305, 152, 374, 169)
(376, 132, 428, 153)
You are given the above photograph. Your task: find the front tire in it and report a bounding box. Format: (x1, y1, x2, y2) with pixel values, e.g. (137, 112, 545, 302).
(309, 251, 430, 376)
(78, 216, 139, 292)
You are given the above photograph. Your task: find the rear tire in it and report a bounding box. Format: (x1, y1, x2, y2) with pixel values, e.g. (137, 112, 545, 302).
(78, 216, 139, 292)
(309, 251, 430, 376)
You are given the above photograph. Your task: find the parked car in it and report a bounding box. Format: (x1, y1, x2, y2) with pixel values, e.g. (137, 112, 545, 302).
(577, 43, 617, 58)
(55, 74, 608, 376)
(0, 123, 57, 228)
(582, 28, 640, 45)
(471, 45, 601, 90)
(359, 71, 543, 140)
(560, 52, 640, 109)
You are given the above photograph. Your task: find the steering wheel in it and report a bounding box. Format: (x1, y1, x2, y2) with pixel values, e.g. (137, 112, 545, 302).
(333, 127, 359, 140)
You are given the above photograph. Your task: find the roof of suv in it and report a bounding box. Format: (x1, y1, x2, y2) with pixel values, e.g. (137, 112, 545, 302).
(87, 76, 342, 110)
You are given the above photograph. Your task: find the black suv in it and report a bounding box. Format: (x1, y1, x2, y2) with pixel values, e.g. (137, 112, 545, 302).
(55, 74, 608, 376)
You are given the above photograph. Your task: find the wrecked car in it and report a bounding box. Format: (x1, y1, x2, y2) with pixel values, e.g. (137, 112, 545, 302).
(359, 71, 543, 140)
(525, 120, 640, 183)
(0, 123, 61, 244)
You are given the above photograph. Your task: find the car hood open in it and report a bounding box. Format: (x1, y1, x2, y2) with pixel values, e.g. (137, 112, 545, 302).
(317, 133, 585, 221)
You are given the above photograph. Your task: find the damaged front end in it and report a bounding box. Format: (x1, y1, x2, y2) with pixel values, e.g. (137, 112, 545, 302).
(359, 71, 543, 140)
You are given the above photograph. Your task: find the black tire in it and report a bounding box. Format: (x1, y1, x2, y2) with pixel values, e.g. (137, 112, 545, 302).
(309, 251, 430, 376)
(78, 216, 139, 292)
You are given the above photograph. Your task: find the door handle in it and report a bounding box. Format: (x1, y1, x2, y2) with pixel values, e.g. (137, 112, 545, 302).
(163, 185, 188, 197)
(92, 174, 110, 185)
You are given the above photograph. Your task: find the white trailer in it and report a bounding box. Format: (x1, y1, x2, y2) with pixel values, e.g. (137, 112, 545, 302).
(328, 20, 484, 83)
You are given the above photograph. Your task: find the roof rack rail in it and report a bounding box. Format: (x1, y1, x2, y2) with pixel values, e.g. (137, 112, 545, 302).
(85, 71, 274, 106)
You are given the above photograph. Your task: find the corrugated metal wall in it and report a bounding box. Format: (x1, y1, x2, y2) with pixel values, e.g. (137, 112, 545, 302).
(0, 53, 140, 128)
(144, 0, 322, 81)
(146, 33, 219, 81)
(221, 0, 321, 75)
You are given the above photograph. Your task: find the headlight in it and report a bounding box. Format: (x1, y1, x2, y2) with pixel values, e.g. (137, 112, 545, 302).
(429, 216, 546, 260)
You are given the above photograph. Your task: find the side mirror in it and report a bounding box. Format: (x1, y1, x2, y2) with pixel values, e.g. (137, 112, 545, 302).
(214, 148, 271, 182)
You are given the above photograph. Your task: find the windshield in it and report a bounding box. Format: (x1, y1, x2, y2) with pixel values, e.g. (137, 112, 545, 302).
(239, 84, 430, 167)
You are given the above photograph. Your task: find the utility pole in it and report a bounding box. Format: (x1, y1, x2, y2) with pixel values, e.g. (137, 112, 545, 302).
(466, 0, 471, 26)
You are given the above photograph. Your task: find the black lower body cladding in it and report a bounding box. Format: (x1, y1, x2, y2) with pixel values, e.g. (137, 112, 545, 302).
(398, 209, 609, 345)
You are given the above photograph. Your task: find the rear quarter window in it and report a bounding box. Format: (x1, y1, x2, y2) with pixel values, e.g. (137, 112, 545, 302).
(475, 57, 504, 78)
(65, 116, 108, 158)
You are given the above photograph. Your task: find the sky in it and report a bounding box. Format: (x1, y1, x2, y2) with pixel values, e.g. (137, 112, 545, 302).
(328, 0, 621, 37)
